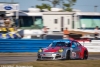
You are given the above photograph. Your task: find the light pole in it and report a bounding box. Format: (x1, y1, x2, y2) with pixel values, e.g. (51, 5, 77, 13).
(72, 13, 75, 29)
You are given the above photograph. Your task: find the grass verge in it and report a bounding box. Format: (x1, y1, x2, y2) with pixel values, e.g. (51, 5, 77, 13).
(0, 53, 100, 67)
(1, 60, 100, 67)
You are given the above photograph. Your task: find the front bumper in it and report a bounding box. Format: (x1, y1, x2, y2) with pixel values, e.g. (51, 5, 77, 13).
(37, 52, 65, 60)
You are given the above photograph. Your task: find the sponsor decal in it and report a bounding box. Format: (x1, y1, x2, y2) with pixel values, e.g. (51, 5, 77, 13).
(4, 6, 12, 10)
(72, 52, 76, 57)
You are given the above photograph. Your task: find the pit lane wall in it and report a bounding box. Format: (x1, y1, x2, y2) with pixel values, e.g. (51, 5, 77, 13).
(0, 39, 100, 52)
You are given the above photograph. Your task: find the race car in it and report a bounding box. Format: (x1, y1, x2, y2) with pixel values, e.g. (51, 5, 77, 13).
(37, 39, 88, 60)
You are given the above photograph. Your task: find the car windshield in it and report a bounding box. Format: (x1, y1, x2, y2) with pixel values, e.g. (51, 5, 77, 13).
(49, 42, 71, 47)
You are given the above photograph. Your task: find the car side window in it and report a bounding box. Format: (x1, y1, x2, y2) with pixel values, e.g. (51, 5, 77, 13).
(66, 43, 71, 47)
(56, 42, 66, 47)
(76, 42, 81, 46)
(72, 42, 78, 48)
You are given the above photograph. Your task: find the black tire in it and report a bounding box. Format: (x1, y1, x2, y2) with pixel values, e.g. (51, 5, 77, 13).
(83, 51, 88, 60)
(37, 58, 43, 61)
(37, 59, 40, 61)
(66, 51, 70, 60)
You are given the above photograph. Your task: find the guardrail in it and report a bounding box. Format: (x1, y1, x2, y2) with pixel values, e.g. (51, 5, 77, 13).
(0, 39, 100, 52)
(0, 39, 53, 52)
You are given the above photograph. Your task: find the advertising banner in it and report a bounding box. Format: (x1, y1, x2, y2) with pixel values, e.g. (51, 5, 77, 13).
(0, 3, 19, 11)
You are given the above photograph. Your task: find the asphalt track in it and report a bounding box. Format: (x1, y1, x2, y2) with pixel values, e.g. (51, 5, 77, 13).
(0, 54, 100, 64)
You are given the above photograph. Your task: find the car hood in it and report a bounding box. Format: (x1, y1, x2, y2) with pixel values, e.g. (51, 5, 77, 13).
(43, 47, 61, 52)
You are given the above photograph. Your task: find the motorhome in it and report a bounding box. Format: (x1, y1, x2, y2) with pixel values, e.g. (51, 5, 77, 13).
(6, 7, 100, 39)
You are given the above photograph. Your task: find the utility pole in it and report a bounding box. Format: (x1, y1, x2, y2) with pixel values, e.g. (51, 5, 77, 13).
(94, 5, 98, 12)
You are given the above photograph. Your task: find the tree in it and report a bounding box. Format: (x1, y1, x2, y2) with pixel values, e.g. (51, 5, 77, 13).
(36, 3, 51, 11)
(37, 0, 77, 11)
(38, 0, 60, 7)
(63, 0, 77, 11)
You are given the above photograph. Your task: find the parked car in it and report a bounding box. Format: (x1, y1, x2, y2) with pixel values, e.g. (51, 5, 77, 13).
(37, 39, 88, 60)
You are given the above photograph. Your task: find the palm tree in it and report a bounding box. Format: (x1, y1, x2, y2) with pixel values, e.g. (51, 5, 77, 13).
(38, 0, 60, 7)
(37, 0, 77, 11)
(63, 0, 77, 11)
(36, 3, 51, 10)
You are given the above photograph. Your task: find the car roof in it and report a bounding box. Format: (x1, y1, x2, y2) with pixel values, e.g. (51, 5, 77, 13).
(53, 39, 72, 43)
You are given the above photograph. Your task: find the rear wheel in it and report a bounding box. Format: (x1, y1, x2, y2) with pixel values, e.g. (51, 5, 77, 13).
(83, 51, 88, 60)
(66, 51, 70, 60)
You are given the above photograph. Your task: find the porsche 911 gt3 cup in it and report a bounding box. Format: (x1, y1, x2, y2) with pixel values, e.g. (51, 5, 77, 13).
(37, 39, 88, 60)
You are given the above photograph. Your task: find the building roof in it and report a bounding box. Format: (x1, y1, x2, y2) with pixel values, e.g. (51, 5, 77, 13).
(76, 12, 100, 16)
(0, 2, 18, 4)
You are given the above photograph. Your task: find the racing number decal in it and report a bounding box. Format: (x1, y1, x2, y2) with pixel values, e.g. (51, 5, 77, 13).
(72, 52, 76, 58)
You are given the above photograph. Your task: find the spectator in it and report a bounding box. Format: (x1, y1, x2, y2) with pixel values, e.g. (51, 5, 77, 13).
(4, 17, 15, 27)
(63, 28, 70, 39)
(4, 20, 10, 27)
(63, 28, 69, 35)
(41, 26, 48, 39)
(0, 14, 5, 27)
(42, 26, 48, 34)
(94, 26, 99, 38)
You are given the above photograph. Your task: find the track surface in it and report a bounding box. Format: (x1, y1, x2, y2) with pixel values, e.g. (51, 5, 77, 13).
(0, 54, 100, 64)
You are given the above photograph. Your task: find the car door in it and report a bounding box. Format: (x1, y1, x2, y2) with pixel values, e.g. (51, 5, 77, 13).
(71, 41, 81, 59)
(75, 41, 84, 59)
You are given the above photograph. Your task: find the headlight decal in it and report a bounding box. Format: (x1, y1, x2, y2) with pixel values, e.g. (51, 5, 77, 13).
(58, 49, 63, 53)
(38, 49, 42, 52)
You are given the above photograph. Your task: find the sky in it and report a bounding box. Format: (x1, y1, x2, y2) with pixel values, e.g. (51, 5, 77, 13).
(1, 0, 100, 12)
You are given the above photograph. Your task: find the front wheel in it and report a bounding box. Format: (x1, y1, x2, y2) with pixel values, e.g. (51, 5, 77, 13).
(66, 51, 71, 60)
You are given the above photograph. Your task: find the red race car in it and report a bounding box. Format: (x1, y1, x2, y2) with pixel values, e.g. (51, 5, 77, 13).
(37, 39, 88, 60)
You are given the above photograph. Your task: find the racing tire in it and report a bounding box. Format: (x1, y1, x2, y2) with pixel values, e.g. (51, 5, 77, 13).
(66, 51, 71, 60)
(37, 59, 42, 61)
(83, 51, 88, 60)
(37, 59, 40, 61)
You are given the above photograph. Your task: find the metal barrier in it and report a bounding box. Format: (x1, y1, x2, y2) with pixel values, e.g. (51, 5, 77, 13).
(0, 39, 53, 52)
(0, 39, 100, 52)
